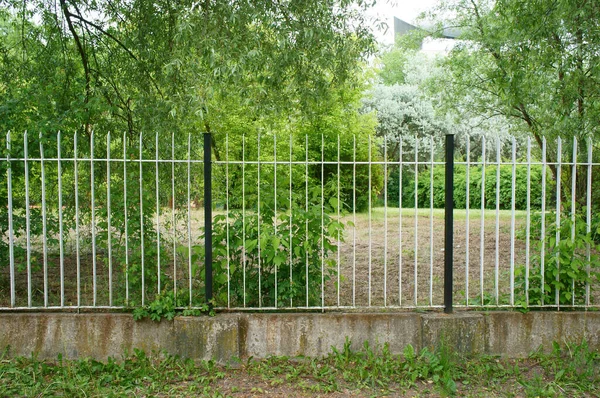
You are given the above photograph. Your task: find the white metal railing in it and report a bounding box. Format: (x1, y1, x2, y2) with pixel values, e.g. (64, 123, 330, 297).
(1, 131, 599, 311)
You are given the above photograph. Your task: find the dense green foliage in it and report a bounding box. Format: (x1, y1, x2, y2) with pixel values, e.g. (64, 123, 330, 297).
(0, 0, 376, 134)
(430, 0, 600, 207)
(196, 191, 345, 308)
(0, 0, 381, 307)
(434, 0, 600, 141)
(515, 212, 600, 307)
(386, 164, 544, 210)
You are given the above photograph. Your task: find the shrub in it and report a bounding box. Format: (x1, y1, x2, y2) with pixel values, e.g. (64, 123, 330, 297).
(515, 211, 600, 307)
(386, 163, 545, 210)
(218, 136, 383, 214)
(194, 189, 346, 307)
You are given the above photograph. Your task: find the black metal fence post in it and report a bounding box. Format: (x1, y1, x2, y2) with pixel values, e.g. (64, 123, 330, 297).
(444, 133, 455, 314)
(204, 133, 213, 306)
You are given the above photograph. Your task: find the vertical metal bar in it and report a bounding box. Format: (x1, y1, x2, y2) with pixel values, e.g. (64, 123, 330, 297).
(139, 132, 145, 306)
(171, 132, 177, 301)
(74, 133, 81, 307)
(352, 135, 356, 307)
(586, 137, 592, 306)
(429, 136, 434, 306)
(305, 134, 309, 307)
(204, 132, 213, 306)
(226, 134, 230, 308)
(6, 132, 15, 307)
(107, 132, 112, 306)
(289, 134, 293, 308)
(91, 132, 97, 306)
(570, 137, 577, 305)
(123, 132, 129, 305)
(337, 134, 341, 307)
(494, 137, 500, 305)
(540, 137, 547, 306)
(155, 132, 161, 294)
(510, 137, 516, 306)
(321, 133, 325, 308)
(555, 137, 562, 307)
(242, 136, 246, 307)
(58, 131, 65, 307)
(444, 133, 454, 314)
(274, 133, 278, 308)
(257, 132, 262, 307)
(24, 132, 32, 307)
(384, 135, 388, 307)
(414, 136, 419, 307)
(480, 137, 486, 305)
(465, 137, 470, 306)
(368, 135, 372, 307)
(40, 133, 48, 307)
(525, 137, 531, 306)
(187, 134, 192, 306)
(398, 139, 403, 306)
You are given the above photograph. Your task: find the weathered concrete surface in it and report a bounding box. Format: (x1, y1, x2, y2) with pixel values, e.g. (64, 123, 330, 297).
(241, 313, 421, 358)
(174, 315, 239, 360)
(0, 314, 173, 360)
(421, 313, 485, 354)
(485, 312, 600, 356)
(1, 311, 599, 362)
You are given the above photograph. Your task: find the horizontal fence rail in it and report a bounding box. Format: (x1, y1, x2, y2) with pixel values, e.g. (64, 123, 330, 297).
(1, 131, 599, 311)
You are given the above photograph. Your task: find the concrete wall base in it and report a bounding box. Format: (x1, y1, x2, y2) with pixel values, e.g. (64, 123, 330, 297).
(1, 312, 599, 362)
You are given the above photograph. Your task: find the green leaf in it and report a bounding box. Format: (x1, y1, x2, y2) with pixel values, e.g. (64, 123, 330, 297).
(272, 237, 280, 248)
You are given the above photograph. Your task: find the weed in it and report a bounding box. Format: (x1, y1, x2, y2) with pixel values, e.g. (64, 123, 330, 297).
(132, 291, 214, 321)
(515, 211, 600, 308)
(1, 340, 599, 396)
(401, 343, 459, 395)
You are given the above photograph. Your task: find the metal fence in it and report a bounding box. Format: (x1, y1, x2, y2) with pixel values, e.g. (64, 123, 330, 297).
(1, 131, 599, 311)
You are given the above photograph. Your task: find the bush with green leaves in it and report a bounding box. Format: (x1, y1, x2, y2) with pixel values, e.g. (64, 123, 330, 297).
(132, 290, 209, 321)
(194, 189, 346, 308)
(214, 131, 383, 215)
(0, 131, 176, 307)
(515, 211, 600, 307)
(387, 163, 544, 210)
(1, 133, 61, 275)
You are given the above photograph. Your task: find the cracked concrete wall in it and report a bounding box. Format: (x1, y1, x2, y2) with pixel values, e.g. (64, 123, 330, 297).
(1, 312, 599, 362)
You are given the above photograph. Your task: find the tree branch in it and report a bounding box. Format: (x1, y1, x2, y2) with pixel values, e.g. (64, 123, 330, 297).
(63, 1, 164, 99)
(60, 0, 91, 134)
(64, 10, 139, 62)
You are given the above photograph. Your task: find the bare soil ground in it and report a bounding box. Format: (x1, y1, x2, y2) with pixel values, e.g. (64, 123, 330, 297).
(330, 208, 526, 308)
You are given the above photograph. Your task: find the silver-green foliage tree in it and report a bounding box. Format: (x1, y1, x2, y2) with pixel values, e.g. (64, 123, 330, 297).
(432, 0, 600, 205)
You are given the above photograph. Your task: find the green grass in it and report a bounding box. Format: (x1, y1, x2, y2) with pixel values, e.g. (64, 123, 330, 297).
(216, 206, 528, 221)
(1, 340, 598, 397)
(366, 207, 528, 221)
(0, 348, 226, 397)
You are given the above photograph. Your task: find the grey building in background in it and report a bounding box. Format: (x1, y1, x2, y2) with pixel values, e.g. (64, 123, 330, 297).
(394, 17, 419, 37)
(394, 17, 460, 40)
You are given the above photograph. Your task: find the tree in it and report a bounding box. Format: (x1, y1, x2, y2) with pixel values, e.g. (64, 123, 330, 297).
(1, 0, 379, 205)
(0, 0, 376, 137)
(0, 0, 381, 306)
(429, 0, 600, 205)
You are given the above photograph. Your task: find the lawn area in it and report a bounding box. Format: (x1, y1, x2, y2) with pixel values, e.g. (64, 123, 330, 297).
(1, 340, 598, 397)
(367, 207, 528, 221)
